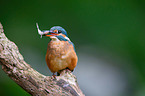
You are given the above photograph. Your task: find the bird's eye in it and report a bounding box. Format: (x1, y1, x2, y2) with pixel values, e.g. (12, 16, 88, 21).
(58, 30, 62, 33)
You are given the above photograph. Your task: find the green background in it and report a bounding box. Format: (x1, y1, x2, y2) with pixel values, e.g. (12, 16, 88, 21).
(1, 0, 145, 96)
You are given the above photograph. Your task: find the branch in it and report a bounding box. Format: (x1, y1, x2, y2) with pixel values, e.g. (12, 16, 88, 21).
(0, 23, 84, 96)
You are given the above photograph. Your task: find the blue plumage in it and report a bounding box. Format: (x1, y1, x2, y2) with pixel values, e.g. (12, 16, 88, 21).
(56, 35, 68, 41)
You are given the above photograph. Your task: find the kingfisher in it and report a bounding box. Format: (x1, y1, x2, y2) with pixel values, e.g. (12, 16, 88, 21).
(36, 23, 78, 77)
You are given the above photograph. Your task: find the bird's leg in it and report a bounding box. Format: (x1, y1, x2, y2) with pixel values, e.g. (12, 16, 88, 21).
(66, 69, 70, 72)
(65, 68, 72, 73)
(52, 73, 56, 80)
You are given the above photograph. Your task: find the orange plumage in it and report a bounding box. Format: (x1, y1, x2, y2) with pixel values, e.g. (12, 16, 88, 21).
(45, 39, 78, 73)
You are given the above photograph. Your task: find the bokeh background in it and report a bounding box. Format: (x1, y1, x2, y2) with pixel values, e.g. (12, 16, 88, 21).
(1, 0, 145, 96)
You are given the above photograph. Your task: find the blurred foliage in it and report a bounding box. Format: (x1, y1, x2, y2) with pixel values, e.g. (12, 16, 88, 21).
(1, 0, 145, 96)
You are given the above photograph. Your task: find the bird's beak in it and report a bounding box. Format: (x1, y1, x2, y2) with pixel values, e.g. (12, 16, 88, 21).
(45, 33, 58, 37)
(44, 31, 58, 37)
(36, 23, 58, 38)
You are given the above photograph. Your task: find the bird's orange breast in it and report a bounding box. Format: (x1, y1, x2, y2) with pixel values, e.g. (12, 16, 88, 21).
(45, 40, 78, 73)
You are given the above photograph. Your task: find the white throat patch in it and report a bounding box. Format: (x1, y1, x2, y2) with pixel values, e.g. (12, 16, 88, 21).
(50, 36, 60, 41)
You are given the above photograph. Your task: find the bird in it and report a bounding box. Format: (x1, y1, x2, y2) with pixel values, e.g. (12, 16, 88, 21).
(36, 23, 78, 77)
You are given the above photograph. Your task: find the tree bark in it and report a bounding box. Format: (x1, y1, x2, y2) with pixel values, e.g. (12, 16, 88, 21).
(0, 23, 84, 96)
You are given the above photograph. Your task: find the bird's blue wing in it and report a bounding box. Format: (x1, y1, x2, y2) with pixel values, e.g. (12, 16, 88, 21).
(56, 35, 68, 41)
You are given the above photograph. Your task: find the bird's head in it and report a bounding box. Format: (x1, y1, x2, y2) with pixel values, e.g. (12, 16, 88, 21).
(49, 26, 68, 37)
(36, 23, 69, 41)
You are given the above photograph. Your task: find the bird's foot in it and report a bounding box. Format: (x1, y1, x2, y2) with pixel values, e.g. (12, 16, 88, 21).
(52, 73, 56, 80)
(65, 69, 71, 73)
